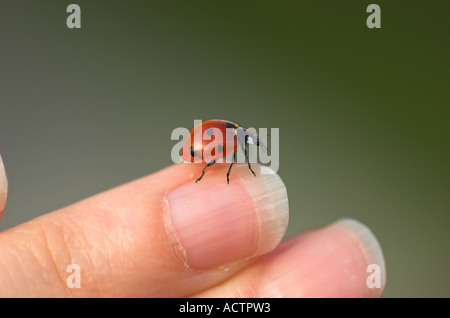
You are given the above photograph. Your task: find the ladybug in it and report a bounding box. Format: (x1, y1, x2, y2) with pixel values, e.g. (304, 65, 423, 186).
(181, 119, 260, 183)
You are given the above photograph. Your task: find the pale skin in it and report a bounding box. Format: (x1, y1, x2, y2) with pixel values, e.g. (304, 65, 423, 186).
(0, 162, 385, 297)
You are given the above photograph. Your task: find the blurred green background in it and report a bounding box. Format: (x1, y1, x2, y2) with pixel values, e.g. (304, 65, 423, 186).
(0, 1, 449, 297)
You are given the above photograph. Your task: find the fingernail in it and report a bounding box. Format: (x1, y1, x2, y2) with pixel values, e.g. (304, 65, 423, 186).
(0, 154, 8, 215)
(333, 218, 387, 293)
(165, 164, 289, 270)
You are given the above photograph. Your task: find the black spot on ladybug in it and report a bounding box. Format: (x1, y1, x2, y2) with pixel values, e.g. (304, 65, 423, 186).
(217, 144, 223, 153)
(206, 128, 214, 136)
(190, 146, 196, 158)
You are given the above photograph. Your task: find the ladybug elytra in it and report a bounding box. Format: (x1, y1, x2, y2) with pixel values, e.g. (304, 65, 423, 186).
(181, 119, 260, 183)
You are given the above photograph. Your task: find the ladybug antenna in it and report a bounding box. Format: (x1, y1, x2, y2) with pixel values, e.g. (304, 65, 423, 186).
(256, 134, 268, 154)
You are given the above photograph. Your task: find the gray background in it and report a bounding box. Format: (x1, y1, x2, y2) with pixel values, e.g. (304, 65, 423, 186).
(0, 1, 449, 297)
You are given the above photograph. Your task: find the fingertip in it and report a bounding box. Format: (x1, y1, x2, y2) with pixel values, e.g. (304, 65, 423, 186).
(165, 163, 289, 270)
(331, 218, 387, 295)
(256, 219, 386, 297)
(0, 154, 7, 219)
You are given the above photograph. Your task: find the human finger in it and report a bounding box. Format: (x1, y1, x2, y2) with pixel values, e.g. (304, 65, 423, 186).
(194, 218, 386, 297)
(0, 163, 288, 297)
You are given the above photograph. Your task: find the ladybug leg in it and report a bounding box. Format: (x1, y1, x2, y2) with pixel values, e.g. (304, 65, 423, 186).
(245, 147, 256, 177)
(226, 152, 237, 184)
(226, 162, 234, 184)
(195, 160, 216, 183)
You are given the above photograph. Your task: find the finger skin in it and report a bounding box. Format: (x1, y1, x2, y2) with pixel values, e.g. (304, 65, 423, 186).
(0, 163, 288, 297)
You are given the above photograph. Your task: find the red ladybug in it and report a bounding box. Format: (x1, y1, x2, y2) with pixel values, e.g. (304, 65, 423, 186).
(181, 119, 260, 183)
